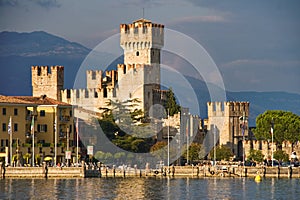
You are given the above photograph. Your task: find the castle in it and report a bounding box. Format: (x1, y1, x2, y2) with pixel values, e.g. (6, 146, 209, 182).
(30, 19, 253, 159)
(31, 19, 166, 119)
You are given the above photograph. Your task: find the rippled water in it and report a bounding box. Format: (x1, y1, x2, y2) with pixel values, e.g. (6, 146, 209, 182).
(0, 177, 299, 199)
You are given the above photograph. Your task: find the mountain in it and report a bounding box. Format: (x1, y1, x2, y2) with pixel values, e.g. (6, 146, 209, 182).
(185, 76, 300, 126)
(1, 31, 299, 126)
(0, 31, 90, 95)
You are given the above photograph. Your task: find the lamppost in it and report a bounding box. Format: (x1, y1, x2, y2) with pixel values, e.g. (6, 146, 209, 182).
(239, 112, 248, 166)
(271, 118, 274, 167)
(66, 126, 69, 167)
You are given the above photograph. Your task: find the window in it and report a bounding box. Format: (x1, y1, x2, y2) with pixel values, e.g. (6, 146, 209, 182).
(69, 110, 72, 117)
(40, 110, 45, 117)
(2, 123, 6, 132)
(2, 108, 6, 115)
(69, 125, 72, 133)
(14, 108, 18, 116)
(14, 123, 18, 132)
(136, 51, 139, 56)
(37, 124, 47, 132)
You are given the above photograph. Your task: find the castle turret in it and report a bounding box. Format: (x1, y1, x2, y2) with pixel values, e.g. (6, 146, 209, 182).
(31, 66, 64, 100)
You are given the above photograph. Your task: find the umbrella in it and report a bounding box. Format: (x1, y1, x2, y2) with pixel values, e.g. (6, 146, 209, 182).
(44, 157, 52, 161)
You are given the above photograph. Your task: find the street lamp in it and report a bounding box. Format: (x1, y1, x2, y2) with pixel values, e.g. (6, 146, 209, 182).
(271, 118, 274, 167)
(239, 112, 248, 166)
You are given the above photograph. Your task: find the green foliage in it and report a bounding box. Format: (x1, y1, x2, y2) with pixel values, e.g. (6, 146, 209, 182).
(182, 143, 202, 163)
(247, 149, 264, 162)
(210, 145, 233, 161)
(165, 87, 181, 116)
(253, 110, 300, 145)
(273, 150, 289, 162)
(98, 98, 155, 153)
(150, 141, 167, 160)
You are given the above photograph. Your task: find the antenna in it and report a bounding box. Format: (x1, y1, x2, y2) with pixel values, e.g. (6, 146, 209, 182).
(142, 8, 145, 19)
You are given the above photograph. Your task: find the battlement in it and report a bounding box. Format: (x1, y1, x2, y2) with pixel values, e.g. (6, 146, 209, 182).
(208, 101, 249, 117)
(32, 65, 64, 76)
(120, 19, 164, 54)
(120, 19, 164, 35)
(31, 65, 64, 100)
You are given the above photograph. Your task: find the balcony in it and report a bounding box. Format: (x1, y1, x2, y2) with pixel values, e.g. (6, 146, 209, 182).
(60, 115, 70, 123)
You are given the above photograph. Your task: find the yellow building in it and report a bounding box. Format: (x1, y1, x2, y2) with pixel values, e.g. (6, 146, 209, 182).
(0, 95, 77, 166)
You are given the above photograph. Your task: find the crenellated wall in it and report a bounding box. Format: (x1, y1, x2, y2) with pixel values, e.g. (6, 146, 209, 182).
(31, 65, 64, 100)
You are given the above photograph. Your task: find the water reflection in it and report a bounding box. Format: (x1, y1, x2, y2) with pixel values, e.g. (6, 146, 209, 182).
(0, 177, 299, 199)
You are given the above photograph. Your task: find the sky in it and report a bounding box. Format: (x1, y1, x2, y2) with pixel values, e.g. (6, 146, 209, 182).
(0, 0, 300, 94)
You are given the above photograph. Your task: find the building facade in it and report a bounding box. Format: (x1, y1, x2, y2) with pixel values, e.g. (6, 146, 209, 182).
(0, 95, 77, 166)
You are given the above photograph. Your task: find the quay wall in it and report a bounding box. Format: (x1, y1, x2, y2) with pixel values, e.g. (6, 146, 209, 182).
(1, 164, 300, 179)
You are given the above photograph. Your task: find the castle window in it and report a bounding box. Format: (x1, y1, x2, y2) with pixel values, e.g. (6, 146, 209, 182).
(69, 110, 72, 117)
(85, 90, 89, 98)
(103, 88, 107, 98)
(129, 93, 132, 98)
(40, 110, 45, 117)
(136, 51, 139, 56)
(14, 108, 18, 116)
(134, 27, 138, 34)
(2, 108, 6, 115)
(76, 91, 79, 98)
(94, 92, 98, 98)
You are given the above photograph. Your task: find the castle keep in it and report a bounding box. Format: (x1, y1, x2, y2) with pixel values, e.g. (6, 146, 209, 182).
(32, 19, 166, 118)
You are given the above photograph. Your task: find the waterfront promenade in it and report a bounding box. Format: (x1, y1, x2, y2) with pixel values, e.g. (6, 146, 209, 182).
(1, 162, 300, 178)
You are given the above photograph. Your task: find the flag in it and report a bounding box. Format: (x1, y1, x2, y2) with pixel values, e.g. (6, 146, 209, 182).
(8, 116, 12, 134)
(270, 124, 274, 136)
(76, 117, 78, 134)
(30, 116, 34, 134)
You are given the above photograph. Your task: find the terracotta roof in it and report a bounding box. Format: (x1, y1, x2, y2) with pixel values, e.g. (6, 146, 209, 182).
(0, 95, 71, 106)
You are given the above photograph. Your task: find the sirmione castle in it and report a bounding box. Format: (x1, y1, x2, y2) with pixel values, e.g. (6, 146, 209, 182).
(29, 19, 253, 159)
(28, 18, 299, 160)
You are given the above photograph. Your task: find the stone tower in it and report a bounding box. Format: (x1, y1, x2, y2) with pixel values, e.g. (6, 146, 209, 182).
(118, 19, 165, 116)
(207, 101, 249, 158)
(31, 66, 64, 100)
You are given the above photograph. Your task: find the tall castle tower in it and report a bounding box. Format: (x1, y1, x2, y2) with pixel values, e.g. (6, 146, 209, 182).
(118, 19, 165, 116)
(207, 101, 249, 158)
(31, 66, 64, 100)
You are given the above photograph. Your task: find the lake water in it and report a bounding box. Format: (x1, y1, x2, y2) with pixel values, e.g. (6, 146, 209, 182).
(0, 177, 299, 199)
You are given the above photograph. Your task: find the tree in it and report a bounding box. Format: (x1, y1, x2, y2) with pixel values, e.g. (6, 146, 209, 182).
(210, 145, 233, 161)
(273, 150, 289, 162)
(150, 141, 167, 161)
(253, 110, 300, 149)
(165, 87, 181, 116)
(182, 143, 202, 163)
(247, 149, 264, 163)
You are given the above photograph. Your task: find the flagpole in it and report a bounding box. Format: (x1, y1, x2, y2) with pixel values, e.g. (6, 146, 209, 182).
(9, 116, 12, 166)
(271, 118, 274, 167)
(167, 109, 170, 168)
(76, 117, 79, 166)
(32, 117, 35, 167)
(186, 118, 189, 165)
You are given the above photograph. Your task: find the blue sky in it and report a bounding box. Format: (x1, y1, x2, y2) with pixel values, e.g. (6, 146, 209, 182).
(0, 0, 299, 94)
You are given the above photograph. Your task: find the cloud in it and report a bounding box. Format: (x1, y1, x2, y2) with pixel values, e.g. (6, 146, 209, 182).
(29, 0, 61, 8)
(0, 0, 60, 8)
(0, 0, 19, 7)
(172, 15, 229, 24)
(222, 59, 300, 68)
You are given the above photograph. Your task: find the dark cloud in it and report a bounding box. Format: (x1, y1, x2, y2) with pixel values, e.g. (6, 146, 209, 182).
(30, 0, 61, 8)
(0, 0, 19, 7)
(0, 0, 61, 8)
